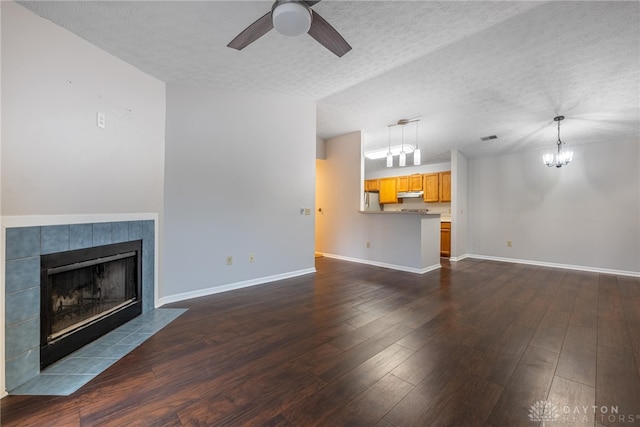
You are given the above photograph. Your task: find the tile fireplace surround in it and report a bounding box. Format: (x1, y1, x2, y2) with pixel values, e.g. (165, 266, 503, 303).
(4, 219, 155, 392)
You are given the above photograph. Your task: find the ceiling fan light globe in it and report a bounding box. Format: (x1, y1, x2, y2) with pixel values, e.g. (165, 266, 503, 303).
(272, 2, 312, 37)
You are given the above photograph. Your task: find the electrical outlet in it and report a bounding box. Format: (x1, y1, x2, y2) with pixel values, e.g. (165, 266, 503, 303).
(304, 208, 311, 215)
(249, 254, 254, 263)
(366, 242, 371, 248)
(226, 256, 233, 265)
(507, 241, 512, 247)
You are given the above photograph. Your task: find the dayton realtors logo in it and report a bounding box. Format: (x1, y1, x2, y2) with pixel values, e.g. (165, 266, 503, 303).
(529, 400, 640, 424)
(529, 400, 560, 426)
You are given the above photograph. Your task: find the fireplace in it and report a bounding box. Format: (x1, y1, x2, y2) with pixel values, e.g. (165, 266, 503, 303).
(40, 240, 143, 369)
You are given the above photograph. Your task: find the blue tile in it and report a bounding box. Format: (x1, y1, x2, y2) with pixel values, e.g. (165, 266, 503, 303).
(142, 238, 155, 313)
(6, 287, 39, 326)
(92, 223, 112, 246)
(41, 225, 69, 254)
(72, 344, 112, 358)
(79, 357, 118, 375)
(44, 357, 92, 374)
(50, 374, 95, 395)
(69, 224, 92, 250)
(5, 348, 39, 391)
(6, 227, 40, 260)
(5, 257, 40, 293)
(111, 222, 129, 243)
(142, 220, 155, 240)
(5, 317, 40, 360)
(128, 221, 143, 240)
(118, 333, 152, 346)
(10, 374, 63, 395)
(93, 331, 129, 346)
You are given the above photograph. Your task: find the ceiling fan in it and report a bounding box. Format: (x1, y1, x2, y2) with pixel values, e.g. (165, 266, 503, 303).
(227, 0, 352, 57)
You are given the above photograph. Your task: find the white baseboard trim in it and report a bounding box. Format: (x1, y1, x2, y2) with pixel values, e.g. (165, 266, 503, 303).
(466, 254, 640, 278)
(449, 254, 470, 262)
(158, 268, 317, 306)
(321, 253, 441, 275)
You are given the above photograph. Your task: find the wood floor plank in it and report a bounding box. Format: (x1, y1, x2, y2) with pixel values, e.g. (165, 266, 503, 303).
(1, 258, 638, 427)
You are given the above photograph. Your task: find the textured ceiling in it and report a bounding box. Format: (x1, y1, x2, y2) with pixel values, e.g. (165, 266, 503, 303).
(17, 1, 640, 169)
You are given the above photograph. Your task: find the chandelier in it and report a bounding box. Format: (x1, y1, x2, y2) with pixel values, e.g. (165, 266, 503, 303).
(543, 116, 573, 168)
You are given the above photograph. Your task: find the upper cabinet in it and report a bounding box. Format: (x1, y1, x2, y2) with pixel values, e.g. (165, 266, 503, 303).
(409, 174, 423, 191)
(439, 171, 451, 202)
(423, 173, 440, 202)
(423, 171, 451, 202)
(364, 171, 451, 204)
(365, 179, 380, 192)
(397, 176, 410, 192)
(379, 177, 398, 204)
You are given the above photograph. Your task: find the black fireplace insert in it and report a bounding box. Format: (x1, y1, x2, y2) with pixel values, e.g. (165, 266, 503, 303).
(40, 240, 142, 369)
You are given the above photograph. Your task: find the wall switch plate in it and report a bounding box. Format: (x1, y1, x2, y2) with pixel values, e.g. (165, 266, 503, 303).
(304, 208, 311, 215)
(226, 256, 233, 265)
(300, 208, 305, 215)
(249, 254, 254, 263)
(96, 112, 106, 128)
(507, 241, 512, 247)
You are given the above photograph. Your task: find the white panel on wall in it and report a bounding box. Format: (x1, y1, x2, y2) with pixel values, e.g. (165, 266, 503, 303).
(163, 86, 316, 297)
(468, 138, 640, 274)
(1, 2, 166, 217)
(451, 150, 468, 259)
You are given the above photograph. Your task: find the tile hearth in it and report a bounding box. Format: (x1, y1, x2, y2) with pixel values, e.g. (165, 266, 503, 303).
(9, 308, 186, 396)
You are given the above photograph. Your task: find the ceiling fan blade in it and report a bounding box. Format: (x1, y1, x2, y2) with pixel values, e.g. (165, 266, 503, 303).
(304, 1, 322, 6)
(307, 10, 351, 57)
(227, 11, 274, 50)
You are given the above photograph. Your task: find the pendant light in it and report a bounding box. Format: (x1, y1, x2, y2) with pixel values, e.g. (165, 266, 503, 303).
(543, 116, 573, 168)
(399, 126, 406, 167)
(413, 121, 421, 166)
(386, 127, 393, 167)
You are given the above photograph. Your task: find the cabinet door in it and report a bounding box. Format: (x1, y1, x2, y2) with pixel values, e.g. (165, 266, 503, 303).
(423, 174, 439, 202)
(397, 176, 409, 192)
(409, 174, 423, 191)
(439, 171, 451, 202)
(440, 222, 451, 257)
(379, 178, 398, 204)
(364, 179, 379, 192)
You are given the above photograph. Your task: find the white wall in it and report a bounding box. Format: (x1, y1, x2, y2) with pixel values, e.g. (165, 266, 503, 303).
(162, 86, 316, 301)
(451, 150, 468, 259)
(1, 2, 166, 217)
(0, 1, 4, 398)
(1, 1, 166, 396)
(468, 138, 640, 275)
(316, 131, 367, 257)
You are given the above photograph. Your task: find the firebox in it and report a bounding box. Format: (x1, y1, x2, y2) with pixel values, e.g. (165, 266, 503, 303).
(40, 240, 143, 369)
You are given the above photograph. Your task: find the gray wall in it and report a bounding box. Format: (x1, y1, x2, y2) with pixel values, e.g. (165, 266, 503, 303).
(467, 138, 640, 274)
(162, 86, 317, 300)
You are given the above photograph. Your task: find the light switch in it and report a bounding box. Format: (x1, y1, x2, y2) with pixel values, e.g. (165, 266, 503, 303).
(97, 112, 106, 128)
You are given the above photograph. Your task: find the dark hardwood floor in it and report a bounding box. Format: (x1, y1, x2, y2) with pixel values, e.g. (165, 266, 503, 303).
(2, 257, 640, 426)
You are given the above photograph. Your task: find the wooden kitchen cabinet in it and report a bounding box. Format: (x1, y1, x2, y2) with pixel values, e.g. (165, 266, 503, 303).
(364, 179, 380, 192)
(439, 171, 451, 202)
(423, 171, 451, 202)
(409, 174, 423, 191)
(379, 177, 398, 204)
(397, 176, 410, 192)
(423, 173, 440, 202)
(440, 221, 451, 257)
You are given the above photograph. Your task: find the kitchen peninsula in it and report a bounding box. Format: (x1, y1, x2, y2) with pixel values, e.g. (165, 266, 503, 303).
(357, 211, 441, 273)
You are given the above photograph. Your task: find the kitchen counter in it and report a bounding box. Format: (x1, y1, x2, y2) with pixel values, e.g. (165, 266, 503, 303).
(356, 211, 441, 273)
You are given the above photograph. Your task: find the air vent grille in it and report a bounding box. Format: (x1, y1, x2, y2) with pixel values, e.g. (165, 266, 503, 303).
(480, 135, 498, 141)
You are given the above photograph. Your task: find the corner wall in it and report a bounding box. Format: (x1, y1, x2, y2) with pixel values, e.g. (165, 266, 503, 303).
(467, 138, 640, 275)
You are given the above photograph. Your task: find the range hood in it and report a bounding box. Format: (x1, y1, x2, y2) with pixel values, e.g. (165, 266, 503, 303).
(397, 191, 424, 198)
